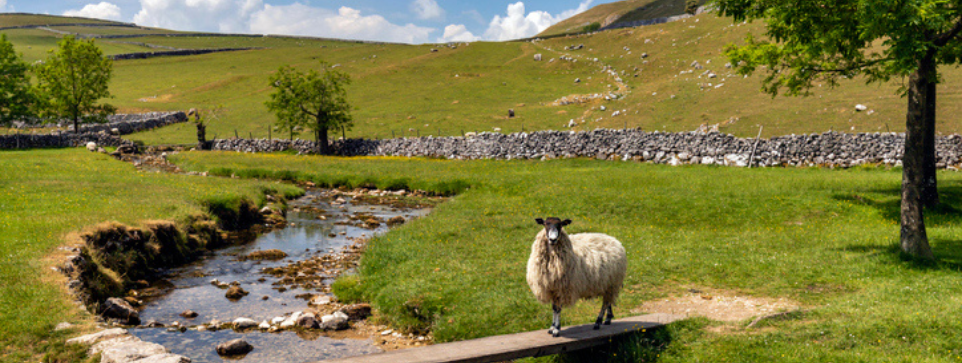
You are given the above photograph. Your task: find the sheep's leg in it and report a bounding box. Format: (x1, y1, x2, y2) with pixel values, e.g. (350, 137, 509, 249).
(593, 303, 606, 330)
(549, 304, 561, 337)
(604, 303, 614, 325)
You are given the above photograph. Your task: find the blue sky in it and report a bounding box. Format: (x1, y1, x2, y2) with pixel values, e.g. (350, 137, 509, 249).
(4, 0, 621, 43)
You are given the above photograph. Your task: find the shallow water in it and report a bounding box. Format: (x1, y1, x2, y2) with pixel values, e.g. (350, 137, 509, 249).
(129, 190, 429, 363)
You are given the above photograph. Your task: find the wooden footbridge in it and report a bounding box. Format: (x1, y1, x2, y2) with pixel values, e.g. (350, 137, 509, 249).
(315, 313, 683, 363)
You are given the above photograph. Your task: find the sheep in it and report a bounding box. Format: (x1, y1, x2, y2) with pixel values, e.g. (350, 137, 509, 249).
(526, 217, 627, 337)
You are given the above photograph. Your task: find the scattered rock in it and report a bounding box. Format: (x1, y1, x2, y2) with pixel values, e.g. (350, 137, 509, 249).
(297, 314, 319, 329)
(258, 321, 271, 330)
(103, 297, 141, 325)
(386, 216, 405, 226)
(225, 286, 249, 300)
(339, 303, 373, 321)
(533, 53, 542, 61)
(239, 249, 288, 261)
(233, 318, 258, 330)
(310, 295, 332, 305)
(54, 322, 73, 331)
(216, 339, 253, 356)
(179, 310, 198, 319)
(855, 104, 868, 111)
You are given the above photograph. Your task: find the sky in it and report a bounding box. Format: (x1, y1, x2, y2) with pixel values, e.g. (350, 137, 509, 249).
(4, 0, 622, 43)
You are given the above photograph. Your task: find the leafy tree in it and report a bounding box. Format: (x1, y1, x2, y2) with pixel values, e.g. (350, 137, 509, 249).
(0, 34, 37, 126)
(685, 0, 700, 15)
(265, 62, 352, 154)
(716, 0, 962, 260)
(583, 22, 602, 33)
(35, 36, 115, 133)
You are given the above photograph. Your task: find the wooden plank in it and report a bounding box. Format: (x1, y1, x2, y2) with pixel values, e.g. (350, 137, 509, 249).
(314, 313, 683, 363)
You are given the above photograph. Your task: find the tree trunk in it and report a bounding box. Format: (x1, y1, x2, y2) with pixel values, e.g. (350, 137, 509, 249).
(901, 54, 936, 260)
(319, 126, 330, 155)
(73, 116, 79, 135)
(922, 78, 939, 207)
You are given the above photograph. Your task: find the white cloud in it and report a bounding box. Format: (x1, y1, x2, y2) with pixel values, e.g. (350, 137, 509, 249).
(133, 0, 262, 33)
(0, 1, 6, 11)
(411, 0, 444, 20)
(482, 0, 593, 41)
(63, 2, 122, 21)
(250, 4, 435, 43)
(438, 24, 480, 43)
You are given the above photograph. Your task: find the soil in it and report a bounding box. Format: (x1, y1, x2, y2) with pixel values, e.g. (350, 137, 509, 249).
(632, 287, 800, 323)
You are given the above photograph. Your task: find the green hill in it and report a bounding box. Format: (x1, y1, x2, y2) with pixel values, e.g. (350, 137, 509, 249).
(3, 11, 962, 146)
(537, 0, 704, 37)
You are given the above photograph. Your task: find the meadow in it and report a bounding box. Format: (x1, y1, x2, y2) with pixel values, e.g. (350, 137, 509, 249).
(0, 149, 300, 362)
(174, 151, 962, 362)
(7, 12, 962, 147)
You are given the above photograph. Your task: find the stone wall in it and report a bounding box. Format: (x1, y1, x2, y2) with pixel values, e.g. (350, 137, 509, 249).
(108, 48, 256, 60)
(14, 111, 187, 136)
(0, 132, 133, 149)
(210, 129, 962, 169)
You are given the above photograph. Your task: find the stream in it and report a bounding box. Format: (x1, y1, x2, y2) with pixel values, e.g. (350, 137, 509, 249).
(128, 190, 431, 363)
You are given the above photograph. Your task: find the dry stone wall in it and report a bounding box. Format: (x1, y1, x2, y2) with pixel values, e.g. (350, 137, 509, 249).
(210, 129, 962, 169)
(13, 111, 187, 135)
(0, 132, 133, 149)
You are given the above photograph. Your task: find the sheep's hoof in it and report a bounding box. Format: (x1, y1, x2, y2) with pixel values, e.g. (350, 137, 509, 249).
(593, 324, 601, 330)
(603, 320, 612, 325)
(551, 330, 560, 338)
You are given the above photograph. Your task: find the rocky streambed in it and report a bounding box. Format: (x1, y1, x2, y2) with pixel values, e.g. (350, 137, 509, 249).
(109, 189, 434, 363)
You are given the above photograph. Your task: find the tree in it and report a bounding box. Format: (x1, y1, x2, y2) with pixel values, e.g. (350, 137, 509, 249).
(715, 0, 962, 260)
(0, 34, 37, 126)
(265, 62, 352, 154)
(685, 0, 700, 15)
(35, 36, 115, 133)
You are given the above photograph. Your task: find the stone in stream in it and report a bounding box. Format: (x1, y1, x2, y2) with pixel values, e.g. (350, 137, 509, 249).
(233, 318, 257, 330)
(179, 310, 198, 319)
(386, 216, 405, 226)
(225, 285, 249, 300)
(309, 295, 332, 306)
(216, 339, 253, 356)
(320, 311, 349, 331)
(339, 303, 373, 321)
(296, 314, 319, 329)
(102, 297, 141, 325)
(239, 249, 288, 261)
(258, 321, 271, 330)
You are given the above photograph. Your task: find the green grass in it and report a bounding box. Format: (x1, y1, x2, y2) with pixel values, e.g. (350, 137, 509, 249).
(0, 149, 300, 363)
(0, 14, 119, 27)
(1, 28, 157, 62)
(173, 151, 962, 362)
(47, 25, 187, 36)
(8, 12, 962, 147)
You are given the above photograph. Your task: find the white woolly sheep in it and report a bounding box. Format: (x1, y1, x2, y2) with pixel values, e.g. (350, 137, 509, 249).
(526, 217, 627, 337)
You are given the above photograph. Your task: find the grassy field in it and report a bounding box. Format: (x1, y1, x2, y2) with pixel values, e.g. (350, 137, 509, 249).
(0, 149, 300, 363)
(1, 28, 156, 61)
(173, 151, 962, 362)
(0, 13, 117, 27)
(6, 12, 962, 146)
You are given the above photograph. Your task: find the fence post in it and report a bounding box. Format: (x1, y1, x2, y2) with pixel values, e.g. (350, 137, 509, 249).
(268, 128, 271, 141)
(249, 131, 252, 139)
(342, 126, 346, 140)
(392, 130, 395, 139)
(417, 129, 420, 138)
(234, 129, 238, 138)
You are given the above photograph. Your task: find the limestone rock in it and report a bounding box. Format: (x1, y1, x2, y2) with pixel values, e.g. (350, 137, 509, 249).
(225, 286, 249, 300)
(232, 317, 257, 330)
(338, 303, 372, 321)
(216, 339, 253, 356)
(103, 297, 141, 325)
(180, 310, 198, 319)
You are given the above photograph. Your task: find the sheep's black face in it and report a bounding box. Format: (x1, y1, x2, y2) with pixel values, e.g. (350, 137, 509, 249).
(536, 217, 571, 245)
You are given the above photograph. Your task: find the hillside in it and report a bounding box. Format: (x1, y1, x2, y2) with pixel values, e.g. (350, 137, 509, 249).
(4, 12, 962, 145)
(537, 0, 703, 37)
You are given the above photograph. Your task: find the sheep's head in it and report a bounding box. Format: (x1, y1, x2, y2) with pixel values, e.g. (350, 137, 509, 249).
(536, 217, 571, 245)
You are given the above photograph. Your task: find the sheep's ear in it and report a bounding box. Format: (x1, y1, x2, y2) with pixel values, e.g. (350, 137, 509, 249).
(561, 219, 572, 226)
(535, 218, 545, 225)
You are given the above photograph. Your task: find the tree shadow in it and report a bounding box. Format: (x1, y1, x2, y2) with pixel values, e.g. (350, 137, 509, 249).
(552, 319, 690, 363)
(832, 180, 962, 270)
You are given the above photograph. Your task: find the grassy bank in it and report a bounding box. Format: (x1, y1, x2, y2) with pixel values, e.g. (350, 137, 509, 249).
(0, 149, 300, 363)
(174, 151, 962, 362)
